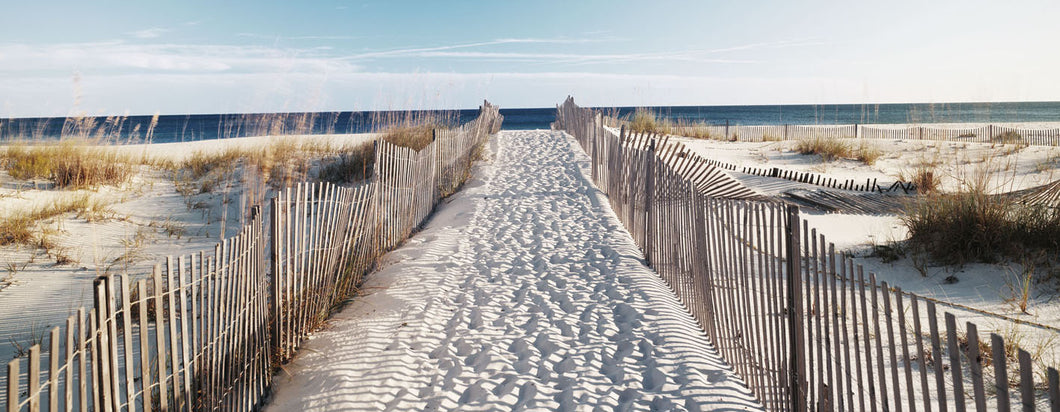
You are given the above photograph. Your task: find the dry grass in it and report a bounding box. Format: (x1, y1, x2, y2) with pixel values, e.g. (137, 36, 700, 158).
(628, 108, 672, 135)
(992, 130, 1025, 145)
(318, 142, 375, 184)
(854, 141, 882, 165)
(0, 194, 112, 247)
(899, 154, 942, 194)
(169, 138, 347, 192)
(380, 124, 437, 151)
(901, 171, 1060, 265)
(374, 111, 453, 150)
(795, 136, 852, 161)
(1003, 254, 1041, 314)
(670, 119, 724, 140)
(1, 142, 138, 188)
(908, 166, 940, 194)
(794, 136, 884, 166)
(318, 112, 454, 184)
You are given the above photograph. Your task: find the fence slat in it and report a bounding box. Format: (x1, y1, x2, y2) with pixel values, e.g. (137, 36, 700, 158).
(966, 322, 987, 412)
(1020, 349, 1034, 412)
(945, 312, 966, 412)
(8, 358, 19, 412)
(137, 279, 153, 412)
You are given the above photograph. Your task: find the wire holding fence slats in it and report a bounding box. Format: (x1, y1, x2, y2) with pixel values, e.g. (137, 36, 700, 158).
(556, 96, 1060, 411)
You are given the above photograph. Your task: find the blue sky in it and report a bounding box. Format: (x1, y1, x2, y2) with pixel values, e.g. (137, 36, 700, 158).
(1, 0, 1057, 117)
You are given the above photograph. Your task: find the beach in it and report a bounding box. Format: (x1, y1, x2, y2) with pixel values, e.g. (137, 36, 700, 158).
(2, 119, 1060, 409)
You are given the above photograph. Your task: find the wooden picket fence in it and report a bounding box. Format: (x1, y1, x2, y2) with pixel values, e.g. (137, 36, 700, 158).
(271, 102, 501, 363)
(3, 102, 503, 411)
(5, 211, 271, 412)
(557, 97, 1060, 411)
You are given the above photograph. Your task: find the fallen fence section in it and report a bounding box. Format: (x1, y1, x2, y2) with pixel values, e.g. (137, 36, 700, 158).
(603, 122, 920, 195)
(557, 96, 1060, 411)
(4, 101, 503, 411)
(606, 115, 1060, 146)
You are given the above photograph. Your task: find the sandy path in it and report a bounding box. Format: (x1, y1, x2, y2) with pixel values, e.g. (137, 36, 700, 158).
(265, 130, 762, 411)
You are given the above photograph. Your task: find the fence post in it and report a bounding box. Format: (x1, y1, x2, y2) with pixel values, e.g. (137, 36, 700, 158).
(432, 128, 439, 202)
(725, 120, 730, 140)
(270, 194, 281, 361)
(643, 139, 655, 265)
(591, 115, 600, 182)
(690, 190, 718, 341)
(786, 205, 807, 412)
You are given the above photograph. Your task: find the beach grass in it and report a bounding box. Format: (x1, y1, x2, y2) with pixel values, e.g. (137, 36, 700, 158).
(318, 142, 375, 184)
(794, 136, 882, 165)
(795, 136, 852, 161)
(628, 108, 672, 135)
(901, 176, 1060, 266)
(317, 112, 453, 184)
(1, 141, 138, 188)
(0, 193, 112, 247)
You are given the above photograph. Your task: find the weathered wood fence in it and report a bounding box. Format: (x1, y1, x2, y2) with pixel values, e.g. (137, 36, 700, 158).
(558, 97, 1060, 411)
(3, 102, 503, 411)
(271, 103, 501, 363)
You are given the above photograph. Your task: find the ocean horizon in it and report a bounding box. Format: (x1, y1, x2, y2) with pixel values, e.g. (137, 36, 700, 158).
(2, 101, 1059, 144)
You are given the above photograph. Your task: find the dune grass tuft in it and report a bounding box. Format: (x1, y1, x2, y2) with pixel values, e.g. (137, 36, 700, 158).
(795, 136, 852, 161)
(0, 194, 112, 247)
(901, 168, 1060, 265)
(316, 112, 455, 184)
(1, 142, 137, 188)
(628, 108, 672, 135)
(854, 141, 883, 165)
(380, 124, 438, 151)
(794, 136, 882, 165)
(671, 119, 723, 140)
(317, 142, 376, 184)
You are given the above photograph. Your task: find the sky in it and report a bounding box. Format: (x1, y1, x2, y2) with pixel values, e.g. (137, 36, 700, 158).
(1, 0, 1058, 117)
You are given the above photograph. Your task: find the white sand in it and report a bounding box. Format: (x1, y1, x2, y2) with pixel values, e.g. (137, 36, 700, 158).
(3, 124, 1060, 404)
(266, 130, 762, 411)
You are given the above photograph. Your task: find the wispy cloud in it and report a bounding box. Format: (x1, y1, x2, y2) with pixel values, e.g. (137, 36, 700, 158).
(0, 42, 357, 75)
(416, 51, 753, 64)
(706, 38, 826, 54)
(340, 37, 815, 66)
(236, 33, 364, 41)
(128, 28, 170, 39)
(342, 37, 609, 60)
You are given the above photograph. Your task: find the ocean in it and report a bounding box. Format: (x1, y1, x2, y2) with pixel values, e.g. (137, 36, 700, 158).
(2, 101, 1059, 144)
